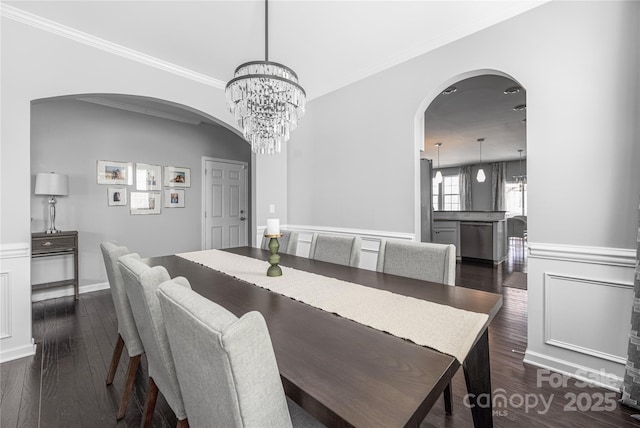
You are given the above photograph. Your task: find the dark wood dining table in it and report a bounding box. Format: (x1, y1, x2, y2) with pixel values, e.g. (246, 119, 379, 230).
(146, 247, 503, 428)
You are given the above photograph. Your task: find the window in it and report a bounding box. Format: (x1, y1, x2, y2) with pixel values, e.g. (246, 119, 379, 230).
(432, 174, 460, 211)
(442, 175, 460, 211)
(506, 181, 527, 216)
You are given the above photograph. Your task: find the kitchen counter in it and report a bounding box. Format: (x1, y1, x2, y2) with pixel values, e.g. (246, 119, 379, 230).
(433, 211, 508, 265)
(433, 211, 507, 222)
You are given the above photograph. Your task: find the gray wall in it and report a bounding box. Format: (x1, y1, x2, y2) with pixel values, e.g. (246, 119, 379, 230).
(30, 98, 250, 286)
(289, 0, 639, 249)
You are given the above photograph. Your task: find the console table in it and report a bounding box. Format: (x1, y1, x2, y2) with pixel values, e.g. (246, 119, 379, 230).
(32, 231, 79, 300)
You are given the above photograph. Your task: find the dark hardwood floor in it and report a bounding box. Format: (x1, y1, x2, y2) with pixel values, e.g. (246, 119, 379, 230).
(2, 241, 639, 427)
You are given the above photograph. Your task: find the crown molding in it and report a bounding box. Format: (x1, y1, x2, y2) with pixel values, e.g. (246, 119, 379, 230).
(0, 4, 225, 89)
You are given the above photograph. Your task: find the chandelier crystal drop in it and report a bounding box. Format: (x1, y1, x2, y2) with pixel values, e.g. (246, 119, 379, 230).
(225, 0, 306, 155)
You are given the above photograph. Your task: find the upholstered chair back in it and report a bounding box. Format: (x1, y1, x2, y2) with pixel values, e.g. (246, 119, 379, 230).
(100, 242, 144, 357)
(309, 233, 361, 267)
(157, 280, 295, 428)
(261, 230, 299, 255)
(376, 240, 456, 286)
(117, 255, 189, 420)
(507, 217, 527, 239)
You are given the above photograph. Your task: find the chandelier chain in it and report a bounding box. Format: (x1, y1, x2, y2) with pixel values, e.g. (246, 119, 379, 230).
(225, 0, 306, 155)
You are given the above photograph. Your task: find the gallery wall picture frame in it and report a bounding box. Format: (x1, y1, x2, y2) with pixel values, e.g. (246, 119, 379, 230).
(97, 160, 133, 185)
(164, 188, 185, 208)
(164, 166, 191, 187)
(130, 191, 161, 215)
(107, 187, 127, 206)
(136, 163, 162, 191)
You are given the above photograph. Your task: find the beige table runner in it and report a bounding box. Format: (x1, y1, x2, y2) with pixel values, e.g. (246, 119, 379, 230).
(177, 249, 488, 362)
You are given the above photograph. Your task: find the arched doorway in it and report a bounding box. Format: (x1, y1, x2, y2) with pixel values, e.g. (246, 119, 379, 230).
(414, 71, 528, 289)
(30, 93, 251, 301)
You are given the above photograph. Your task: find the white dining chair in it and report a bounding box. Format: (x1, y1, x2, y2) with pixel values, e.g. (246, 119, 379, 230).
(376, 239, 456, 286)
(309, 233, 361, 267)
(157, 280, 324, 428)
(261, 230, 299, 255)
(376, 239, 456, 414)
(117, 254, 190, 428)
(100, 242, 144, 420)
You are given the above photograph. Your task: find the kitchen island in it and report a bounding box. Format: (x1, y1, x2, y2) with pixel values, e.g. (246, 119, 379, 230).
(433, 211, 508, 265)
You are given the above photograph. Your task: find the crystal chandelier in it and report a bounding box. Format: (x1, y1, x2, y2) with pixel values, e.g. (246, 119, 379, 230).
(225, 0, 306, 155)
(514, 149, 527, 191)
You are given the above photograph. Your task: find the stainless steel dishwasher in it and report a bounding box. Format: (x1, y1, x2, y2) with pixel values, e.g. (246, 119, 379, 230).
(460, 222, 493, 260)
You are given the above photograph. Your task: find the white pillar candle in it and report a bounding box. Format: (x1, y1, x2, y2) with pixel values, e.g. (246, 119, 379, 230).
(266, 218, 280, 235)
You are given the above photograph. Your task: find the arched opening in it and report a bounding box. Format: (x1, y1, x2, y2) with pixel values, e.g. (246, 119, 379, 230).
(30, 93, 251, 300)
(414, 69, 527, 284)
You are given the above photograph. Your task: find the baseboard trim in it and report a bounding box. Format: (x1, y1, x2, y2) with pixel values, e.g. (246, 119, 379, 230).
(0, 339, 36, 363)
(523, 349, 623, 392)
(528, 242, 636, 267)
(31, 281, 110, 302)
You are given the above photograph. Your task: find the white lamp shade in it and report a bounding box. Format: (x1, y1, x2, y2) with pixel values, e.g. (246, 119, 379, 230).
(35, 172, 69, 196)
(476, 168, 486, 183)
(434, 170, 443, 184)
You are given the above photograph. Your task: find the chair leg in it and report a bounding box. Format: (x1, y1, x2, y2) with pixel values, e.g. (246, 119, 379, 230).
(140, 377, 159, 428)
(106, 334, 125, 385)
(176, 419, 189, 428)
(444, 382, 453, 415)
(116, 354, 141, 420)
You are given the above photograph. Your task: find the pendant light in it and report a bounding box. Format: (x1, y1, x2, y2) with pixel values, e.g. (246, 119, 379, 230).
(476, 138, 486, 183)
(514, 149, 527, 190)
(225, 0, 306, 155)
(434, 143, 443, 184)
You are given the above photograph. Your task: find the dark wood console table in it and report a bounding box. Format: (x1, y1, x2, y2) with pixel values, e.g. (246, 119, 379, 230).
(31, 231, 79, 300)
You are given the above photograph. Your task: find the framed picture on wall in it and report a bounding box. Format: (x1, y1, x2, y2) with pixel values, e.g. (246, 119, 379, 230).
(136, 163, 162, 191)
(164, 189, 185, 208)
(107, 187, 127, 206)
(130, 191, 161, 215)
(97, 160, 133, 185)
(164, 166, 191, 187)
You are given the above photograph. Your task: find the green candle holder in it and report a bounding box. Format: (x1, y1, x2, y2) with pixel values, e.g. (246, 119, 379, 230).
(265, 233, 283, 277)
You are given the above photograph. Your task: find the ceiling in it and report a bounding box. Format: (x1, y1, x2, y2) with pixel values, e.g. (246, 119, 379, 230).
(5, 0, 541, 161)
(423, 74, 527, 168)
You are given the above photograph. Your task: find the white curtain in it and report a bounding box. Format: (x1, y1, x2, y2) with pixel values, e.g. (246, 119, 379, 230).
(459, 166, 472, 211)
(492, 162, 506, 211)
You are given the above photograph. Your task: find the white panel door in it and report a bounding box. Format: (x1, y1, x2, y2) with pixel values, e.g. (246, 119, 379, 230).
(204, 160, 248, 249)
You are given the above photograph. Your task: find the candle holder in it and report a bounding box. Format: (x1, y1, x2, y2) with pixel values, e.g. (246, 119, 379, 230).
(264, 233, 283, 277)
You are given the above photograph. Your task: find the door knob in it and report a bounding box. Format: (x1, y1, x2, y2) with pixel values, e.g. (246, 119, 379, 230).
(240, 217, 247, 221)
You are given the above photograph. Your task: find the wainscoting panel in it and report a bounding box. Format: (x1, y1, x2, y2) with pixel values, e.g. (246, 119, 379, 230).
(544, 272, 632, 364)
(0, 272, 11, 338)
(525, 242, 636, 391)
(0, 242, 36, 362)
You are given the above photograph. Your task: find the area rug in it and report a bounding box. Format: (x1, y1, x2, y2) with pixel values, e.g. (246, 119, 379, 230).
(503, 272, 527, 290)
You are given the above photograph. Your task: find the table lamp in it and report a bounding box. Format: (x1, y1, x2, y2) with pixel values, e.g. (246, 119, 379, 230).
(35, 172, 69, 234)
